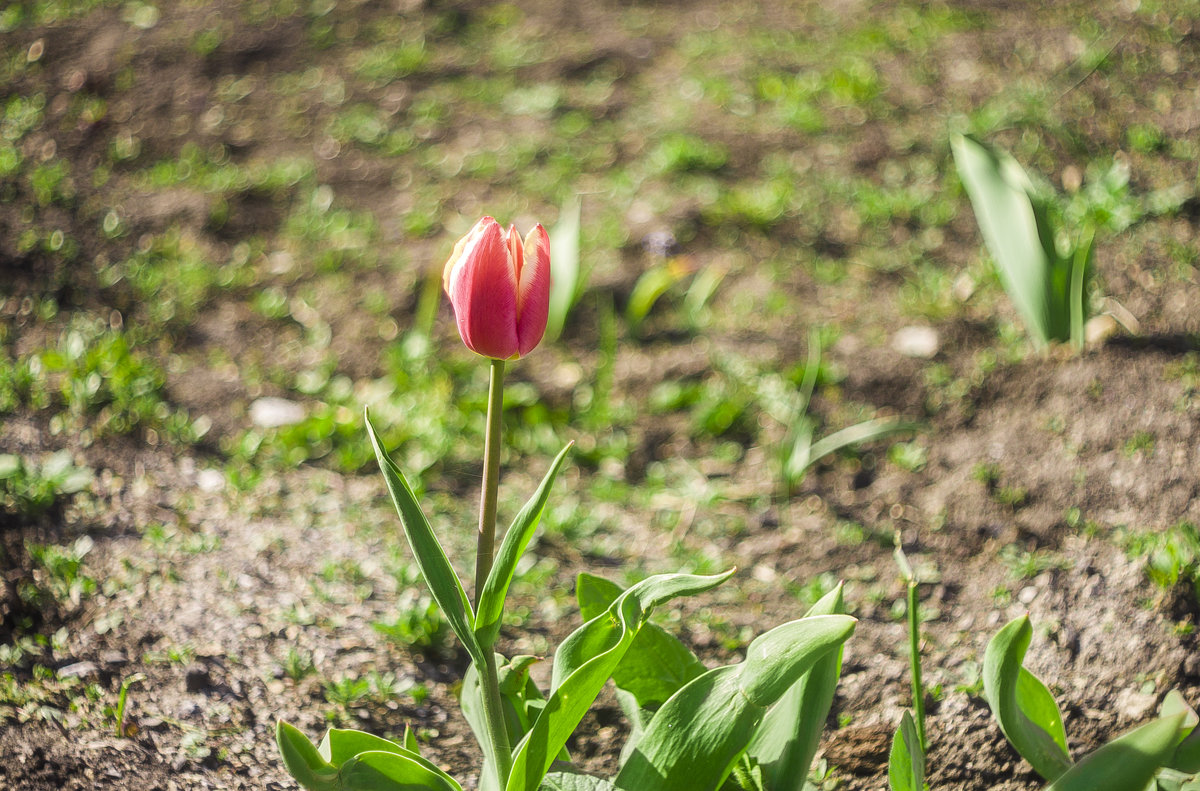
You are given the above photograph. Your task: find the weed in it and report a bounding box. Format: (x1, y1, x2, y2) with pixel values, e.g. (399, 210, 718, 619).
(0, 450, 92, 517)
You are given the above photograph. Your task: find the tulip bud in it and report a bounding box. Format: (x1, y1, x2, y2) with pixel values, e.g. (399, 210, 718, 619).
(443, 216, 551, 360)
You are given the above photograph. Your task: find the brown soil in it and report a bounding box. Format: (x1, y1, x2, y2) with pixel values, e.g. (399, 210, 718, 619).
(2, 0, 1200, 790)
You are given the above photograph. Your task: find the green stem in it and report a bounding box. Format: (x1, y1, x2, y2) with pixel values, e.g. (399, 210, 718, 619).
(475, 357, 512, 787)
(907, 578, 926, 752)
(475, 357, 506, 604)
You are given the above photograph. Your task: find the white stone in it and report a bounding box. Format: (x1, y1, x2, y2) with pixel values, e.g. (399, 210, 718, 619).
(250, 396, 306, 428)
(892, 326, 940, 358)
(197, 468, 224, 493)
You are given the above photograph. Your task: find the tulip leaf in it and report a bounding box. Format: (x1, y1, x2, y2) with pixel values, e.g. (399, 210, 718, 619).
(951, 133, 1082, 346)
(506, 570, 736, 791)
(888, 711, 925, 791)
(747, 584, 847, 791)
(366, 409, 482, 665)
(614, 614, 857, 791)
(1043, 713, 1186, 791)
(276, 720, 339, 791)
(340, 749, 464, 791)
(983, 615, 1072, 781)
(318, 729, 411, 766)
(476, 442, 573, 649)
(575, 572, 708, 709)
(539, 772, 616, 791)
(546, 195, 583, 343)
(1162, 691, 1200, 774)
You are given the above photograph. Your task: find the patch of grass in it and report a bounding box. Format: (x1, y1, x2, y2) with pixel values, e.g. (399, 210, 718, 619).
(20, 536, 97, 609)
(1118, 522, 1200, 605)
(998, 544, 1070, 580)
(0, 450, 92, 518)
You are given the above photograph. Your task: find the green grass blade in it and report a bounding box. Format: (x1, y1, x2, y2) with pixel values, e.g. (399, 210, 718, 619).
(506, 570, 735, 791)
(1069, 227, 1094, 351)
(614, 614, 856, 791)
(475, 442, 573, 648)
(795, 417, 919, 480)
(746, 584, 846, 791)
(366, 409, 481, 664)
(546, 195, 583, 342)
(276, 721, 339, 791)
(1044, 713, 1186, 791)
(888, 711, 925, 791)
(952, 133, 1063, 346)
(983, 615, 1072, 780)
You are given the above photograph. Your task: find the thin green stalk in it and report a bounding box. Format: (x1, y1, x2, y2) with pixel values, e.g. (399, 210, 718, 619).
(906, 578, 926, 752)
(475, 357, 506, 602)
(474, 357, 512, 787)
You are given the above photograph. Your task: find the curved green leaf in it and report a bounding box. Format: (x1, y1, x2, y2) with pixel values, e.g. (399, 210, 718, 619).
(277, 720, 338, 791)
(539, 772, 616, 791)
(747, 584, 846, 791)
(888, 711, 925, 791)
(476, 442, 574, 648)
(1162, 691, 1200, 774)
(575, 572, 707, 709)
(983, 615, 1072, 780)
(366, 410, 481, 665)
(1044, 713, 1186, 791)
(506, 570, 736, 791)
(951, 133, 1073, 345)
(340, 749, 463, 791)
(319, 729, 409, 766)
(614, 614, 856, 791)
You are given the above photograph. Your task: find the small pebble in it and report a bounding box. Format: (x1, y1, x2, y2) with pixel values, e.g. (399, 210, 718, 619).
(249, 397, 306, 428)
(892, 326, 940, 358)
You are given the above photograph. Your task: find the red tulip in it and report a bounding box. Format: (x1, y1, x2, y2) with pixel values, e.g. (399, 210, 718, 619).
(443, 216, 551, 360)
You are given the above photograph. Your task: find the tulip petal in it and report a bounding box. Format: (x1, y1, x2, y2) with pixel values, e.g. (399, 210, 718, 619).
(515, 224, 551, 357)
(445, 217, 520, 360)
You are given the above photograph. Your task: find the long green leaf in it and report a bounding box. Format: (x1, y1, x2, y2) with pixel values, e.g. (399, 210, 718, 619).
(614, 614, 856, 791)
(340, 750, 464, 791)
(746, 584, 846, 791)
(1044, 713, 1186, 791)
(366, 410, 481, 664)
(546, 195, 583, 342)
(788, 417, 919, 483)
(888, 711, 925, 791)
(277, 721, 338, 791)
(575, 573, 708, 709)
(476, 442, 573, 648)
(983, 615, 1072, 780)
(951, 133, 1071, 345)
(506, 570, 736, 791)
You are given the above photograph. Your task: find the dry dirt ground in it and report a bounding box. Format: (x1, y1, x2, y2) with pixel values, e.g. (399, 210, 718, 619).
(2, 0, 1200, 789)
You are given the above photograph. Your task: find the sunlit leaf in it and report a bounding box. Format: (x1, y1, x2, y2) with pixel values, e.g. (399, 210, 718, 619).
(983, 615, 1072, 780)
(747, 584, 846, 791)
(366, 409, 481, 665)
(476, 442, 573, 648)
(614, 614, 856, 791)
(506, 570, 736, 791)
(1044, 713, 1186, 791)
(887, 711, 924, 791)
